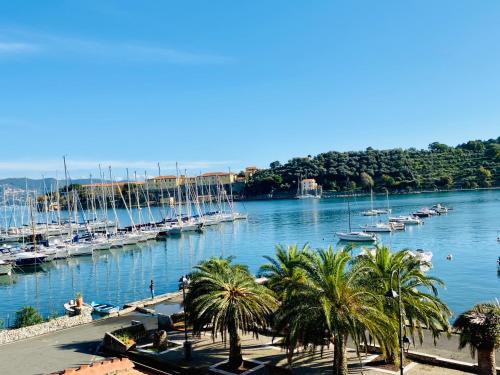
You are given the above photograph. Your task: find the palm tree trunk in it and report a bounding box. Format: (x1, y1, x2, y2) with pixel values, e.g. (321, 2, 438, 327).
(228, 323, 243, 370)
(333, 335, 348, 375)
(477, 348, 496, 375)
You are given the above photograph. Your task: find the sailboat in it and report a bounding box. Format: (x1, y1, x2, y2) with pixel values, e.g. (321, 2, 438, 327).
(360, 189, 393, 232)
(336, 199, 377, 242)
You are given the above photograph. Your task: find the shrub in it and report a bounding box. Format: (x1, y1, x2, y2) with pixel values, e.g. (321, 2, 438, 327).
(14, 306, 44, 328)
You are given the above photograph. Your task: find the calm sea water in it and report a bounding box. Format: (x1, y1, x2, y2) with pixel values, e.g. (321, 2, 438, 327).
(0, 190, 498, 325)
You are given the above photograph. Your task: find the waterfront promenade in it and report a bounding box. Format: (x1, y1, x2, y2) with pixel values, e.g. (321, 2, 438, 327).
(1, 304, 498, 375)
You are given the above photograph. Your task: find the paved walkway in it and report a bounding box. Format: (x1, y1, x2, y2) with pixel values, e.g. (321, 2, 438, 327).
(0, 303, 498, 375)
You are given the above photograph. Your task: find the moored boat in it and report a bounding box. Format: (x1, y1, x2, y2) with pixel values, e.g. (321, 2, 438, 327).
(90, 301, 120, 315)
(360, 223, 393, 233)
(336, 231, 377, 242)
(389, 215, 422, 225)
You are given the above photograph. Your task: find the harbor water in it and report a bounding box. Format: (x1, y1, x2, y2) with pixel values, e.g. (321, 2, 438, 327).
(0, 190, 498, 325)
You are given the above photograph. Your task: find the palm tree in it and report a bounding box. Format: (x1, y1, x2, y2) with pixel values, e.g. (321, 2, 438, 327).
(258, 243, 310, 300)
(258, 243, 312, 366)
(185, 257, 277, 371)
(272, 246, 394, 375)
(453, 301, 500, 375)
(354, 246, 451, 362)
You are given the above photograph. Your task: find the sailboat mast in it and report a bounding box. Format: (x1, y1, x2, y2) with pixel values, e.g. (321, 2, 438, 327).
(157, 163, 165, 220)
(63, 156, 72, 237)
(348, 198, 352, 232)
(176, 162, 182, 225)
(134, 171, 142, 226)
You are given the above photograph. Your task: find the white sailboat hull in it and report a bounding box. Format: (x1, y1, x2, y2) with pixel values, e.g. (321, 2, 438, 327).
(336, 232, 377, 242)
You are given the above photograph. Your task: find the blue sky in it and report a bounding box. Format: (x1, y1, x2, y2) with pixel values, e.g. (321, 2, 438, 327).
(0, 1, 499, 178)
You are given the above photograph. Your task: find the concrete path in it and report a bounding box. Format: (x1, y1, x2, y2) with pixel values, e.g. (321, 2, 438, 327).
(0, 311, 157, 375)
(0, 305, 498, 375)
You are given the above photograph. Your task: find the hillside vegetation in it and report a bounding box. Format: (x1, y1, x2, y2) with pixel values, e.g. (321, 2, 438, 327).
(244, 138, 500, 196)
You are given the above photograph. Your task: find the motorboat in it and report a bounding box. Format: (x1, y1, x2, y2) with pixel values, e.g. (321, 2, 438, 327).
(359, 223, 393, 232)
(12, 251, 47, 266)
(431, 204, 449, 214)
(90, 301, 120, 315)
(408, 249, 433, 271)
(390, 222, 405, 231)
(362, 209, 379, 216)
(389, 216, 422, 225)
(413, 208, 436, 218)
(336, 231, 377, 242)
(233, 212, 248, 220)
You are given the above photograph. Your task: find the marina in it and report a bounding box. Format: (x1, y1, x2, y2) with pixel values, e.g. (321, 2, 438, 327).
(0, 189, 498, 325)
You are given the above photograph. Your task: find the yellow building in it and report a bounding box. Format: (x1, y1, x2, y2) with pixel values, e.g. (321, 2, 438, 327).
(145, 175, 181, 190)
(81, 181, 144, 194)
(199, 172, 237, 186)
(301, 178, 318, 192)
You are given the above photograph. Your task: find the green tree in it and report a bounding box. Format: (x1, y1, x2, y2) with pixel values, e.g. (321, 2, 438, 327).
(477, 166, 492, 187)
(14, 306, 44, 328)
(258, 244, 311, 366)
(269, 161, 281, 169)
(258, 244, 309, 301)
(354, 246, 451, 363)
(453, 301, 500, 375)
(271, 247, 394, 375)
(437, 175, 453, 189)
(185, 257, 277, 371)
(359, 172, 374, 190)
(428, 142, 450, 152)
(381, 174, 396, 189)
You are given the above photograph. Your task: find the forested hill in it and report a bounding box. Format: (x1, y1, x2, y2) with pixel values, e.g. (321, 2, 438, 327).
(244, 138, 500, 196)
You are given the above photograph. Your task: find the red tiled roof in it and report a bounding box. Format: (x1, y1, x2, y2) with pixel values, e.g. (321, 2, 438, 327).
(83, 182, 144, 188)
(50, 357, 148, 375)
(201, 172, 233, 177)
(148, 175, 177, 180)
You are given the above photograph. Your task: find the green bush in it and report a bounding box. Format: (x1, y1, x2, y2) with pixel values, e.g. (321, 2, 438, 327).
(14, 306, 44, 328)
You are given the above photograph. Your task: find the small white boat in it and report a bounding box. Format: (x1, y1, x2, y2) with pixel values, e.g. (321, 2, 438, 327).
(362, 210, 379, 216)
(233, 212, 248, 220)
(413, 208, 435, 218)
(296, 194, 321, 199)
(67, 243, 93, 257)
(90, 301, 120, 315)
(431, 204, 448, 214)
(408, 249, 433, 271)
(389, 216, 422, 225)
(360, 223, 393, 232)
(390, 222, 405, 231)
(336, 231, 377, 242)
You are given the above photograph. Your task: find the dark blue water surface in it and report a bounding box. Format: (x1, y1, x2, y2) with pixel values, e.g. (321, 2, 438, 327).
(0, 190, 498, 325)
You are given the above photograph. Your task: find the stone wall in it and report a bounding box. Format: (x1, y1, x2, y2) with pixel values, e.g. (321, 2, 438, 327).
(0, 312, 92, 345)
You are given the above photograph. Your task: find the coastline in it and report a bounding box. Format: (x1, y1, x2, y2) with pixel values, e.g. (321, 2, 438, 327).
(240, 186, 500, 201)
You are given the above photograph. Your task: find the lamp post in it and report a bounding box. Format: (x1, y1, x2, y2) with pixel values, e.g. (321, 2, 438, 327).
(179, 275, 192, 360)
(385, 269, 404, 375)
